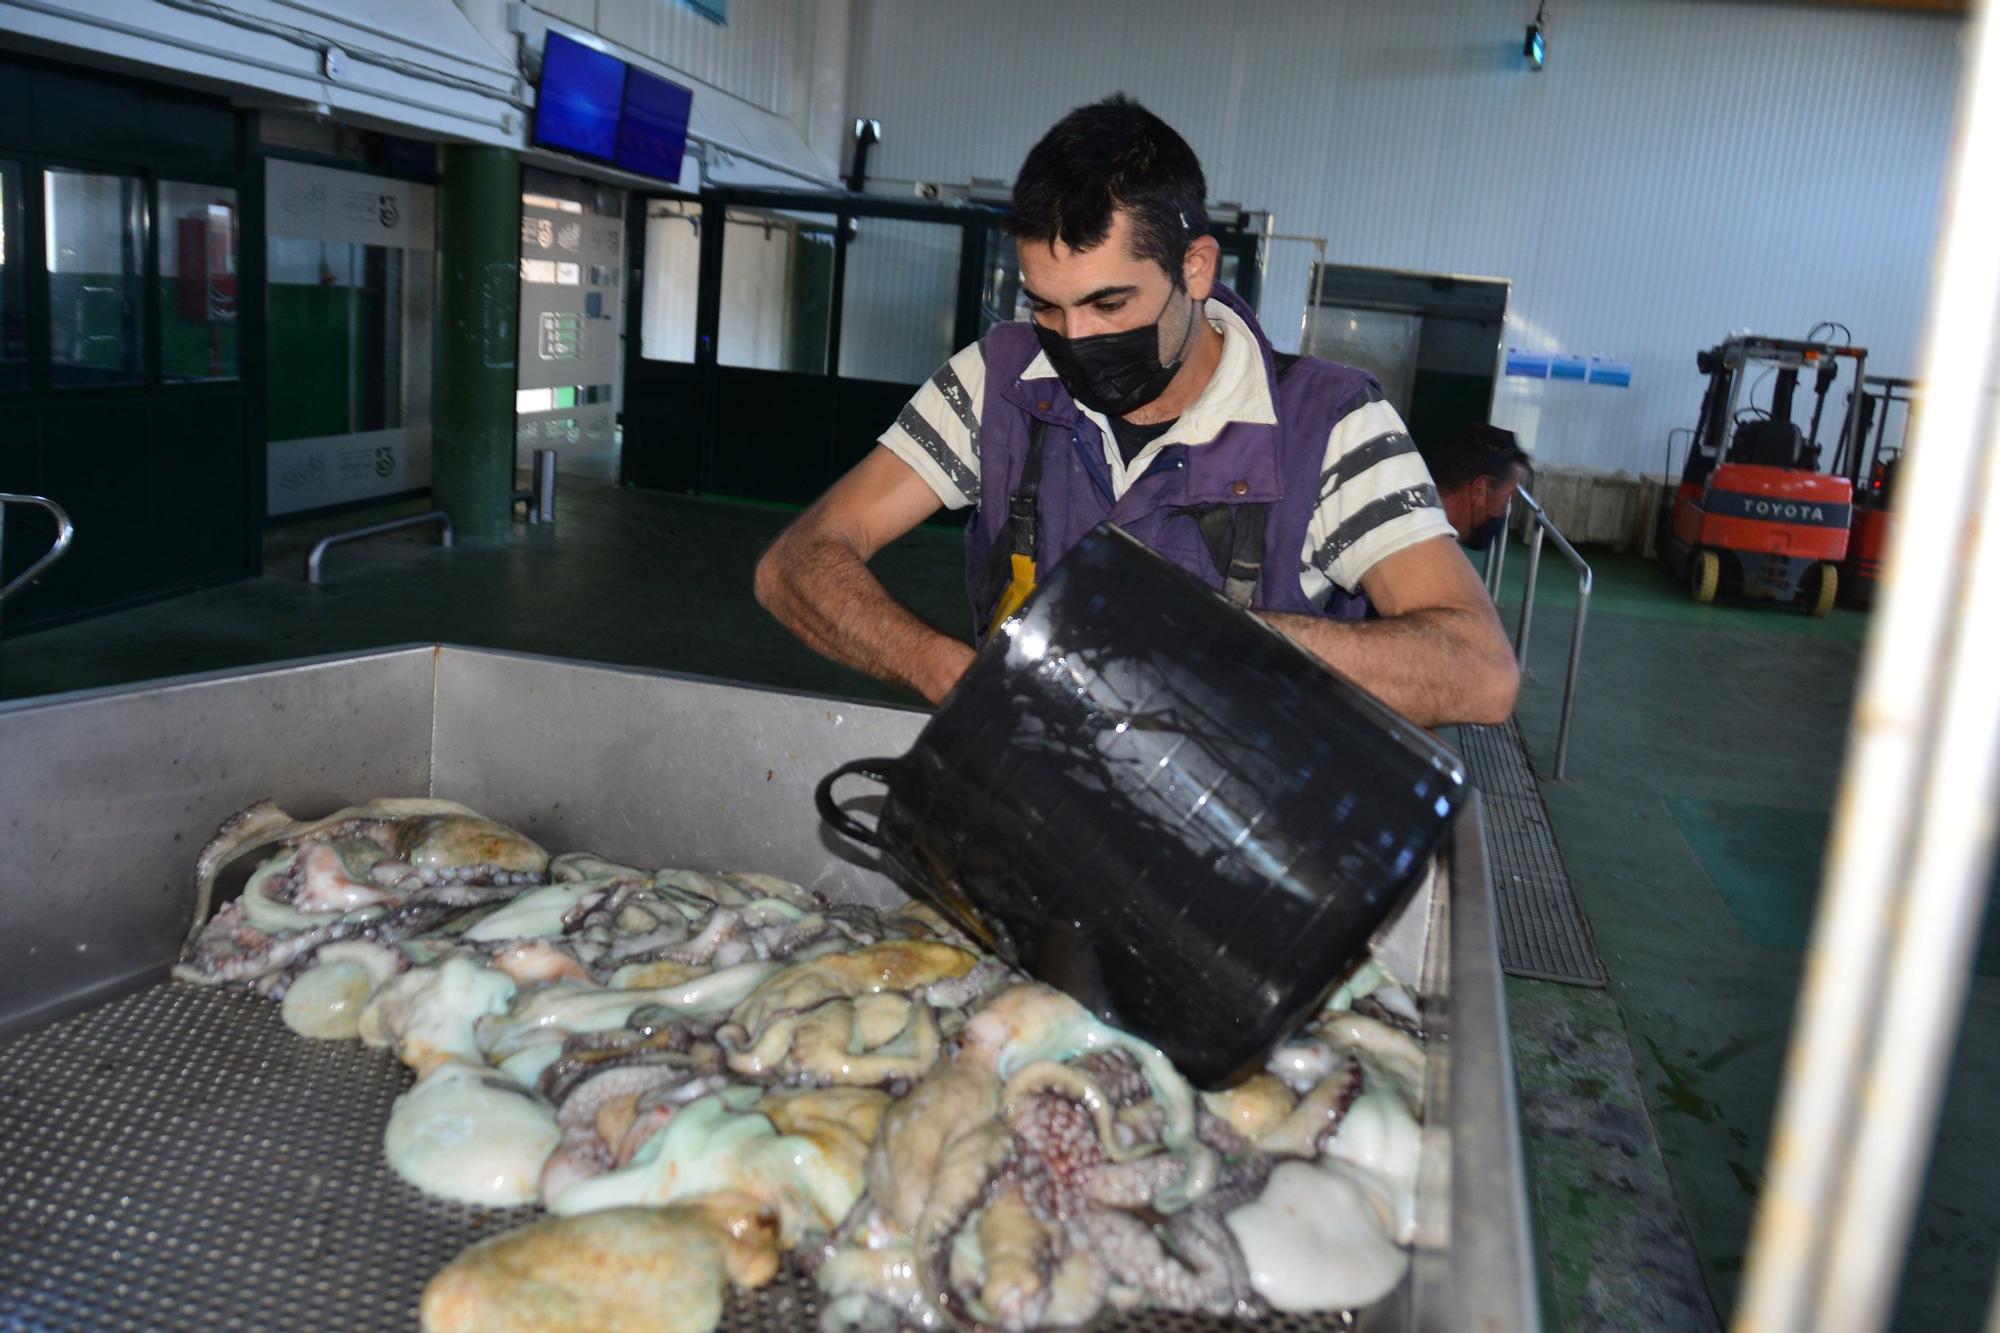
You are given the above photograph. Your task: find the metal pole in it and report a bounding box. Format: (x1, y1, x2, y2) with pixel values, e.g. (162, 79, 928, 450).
(1554, 566, 1590, 782)
(1819, 365, 1999, 1328)
(1483, 531, 1500, 594)
(1490, 497, 1512, 598)
(1516, 521, 1545, 670)
(532, 448, 557, 524)
(1307, 239, 1327, 355)
(1735, 0, 2000, 1324)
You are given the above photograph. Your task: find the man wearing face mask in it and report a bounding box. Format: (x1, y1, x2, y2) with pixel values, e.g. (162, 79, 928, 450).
(1421, 424, 1533, 552)
(755, 95, 1519, 727)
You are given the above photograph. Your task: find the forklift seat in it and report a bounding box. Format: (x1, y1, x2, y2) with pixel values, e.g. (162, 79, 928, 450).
(1728, 418, 1814, 471)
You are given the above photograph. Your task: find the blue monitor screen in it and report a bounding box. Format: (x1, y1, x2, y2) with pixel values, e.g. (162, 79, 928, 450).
(616, 66, 693, 183)
(535, 31, 626, 162)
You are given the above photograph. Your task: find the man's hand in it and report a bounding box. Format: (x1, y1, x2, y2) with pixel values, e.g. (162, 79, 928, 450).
(1262, 536, 1520, 727)
(753, 446, 975, 704)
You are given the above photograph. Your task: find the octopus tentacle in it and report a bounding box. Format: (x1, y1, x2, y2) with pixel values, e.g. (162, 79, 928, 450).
(926, 959, 1014, 1011)
(176, 915, 357, 983)
(187, 798, 494, 939)
(915, 1122, 1015, 1333)
(1080, 1205, 1253, 1316)
(1258, 1056, 1367, 1158)
(1071, 1047, 1150, 1109)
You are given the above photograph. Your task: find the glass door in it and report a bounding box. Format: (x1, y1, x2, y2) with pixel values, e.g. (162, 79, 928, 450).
(621, 186, 997, 504)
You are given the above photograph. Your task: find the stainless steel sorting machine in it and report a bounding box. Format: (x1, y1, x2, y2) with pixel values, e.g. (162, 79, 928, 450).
(0, 646, 1541, 1332)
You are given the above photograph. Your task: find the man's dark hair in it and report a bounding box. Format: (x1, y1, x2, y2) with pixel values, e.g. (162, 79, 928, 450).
(1007, 94, 1209, 281)
(1421, 423, 1533, 492)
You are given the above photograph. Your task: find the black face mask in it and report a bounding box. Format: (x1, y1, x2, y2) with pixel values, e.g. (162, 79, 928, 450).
(1464, 513, 1507, 551)
(1033, 287, 1196, 418)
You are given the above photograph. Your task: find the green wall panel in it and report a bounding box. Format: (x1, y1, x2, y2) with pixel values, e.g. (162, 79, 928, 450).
(265, 286, 355, 442)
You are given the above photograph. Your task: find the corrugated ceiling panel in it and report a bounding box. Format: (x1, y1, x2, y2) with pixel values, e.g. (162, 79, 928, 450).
(849, 0, 1961, 476)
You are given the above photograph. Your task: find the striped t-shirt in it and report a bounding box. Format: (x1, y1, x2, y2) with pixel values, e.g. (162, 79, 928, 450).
(881, 298, 1454, 603)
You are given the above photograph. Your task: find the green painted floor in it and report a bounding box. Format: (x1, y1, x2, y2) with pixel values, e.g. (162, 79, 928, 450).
(2, 478, 1992, 1331)
(1497, 546, 1998, 1332)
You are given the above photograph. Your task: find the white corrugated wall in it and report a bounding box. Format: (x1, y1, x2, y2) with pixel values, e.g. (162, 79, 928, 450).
(847, 0, 1963, 478)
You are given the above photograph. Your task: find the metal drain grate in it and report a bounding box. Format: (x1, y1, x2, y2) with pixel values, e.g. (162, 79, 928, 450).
(0, 984, 1390, 1332)
(1459, 720, 1607, 986)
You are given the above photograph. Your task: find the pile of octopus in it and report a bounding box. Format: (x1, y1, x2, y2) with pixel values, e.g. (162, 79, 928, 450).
(178, 798, 1428, 1333)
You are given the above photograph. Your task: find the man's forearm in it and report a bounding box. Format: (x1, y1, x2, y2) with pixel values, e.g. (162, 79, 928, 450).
(1263, 608, 1520, 728)
(754, 529, 974, 704)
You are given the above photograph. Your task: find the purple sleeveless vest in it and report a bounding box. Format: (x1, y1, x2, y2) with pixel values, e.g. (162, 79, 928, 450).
(965, 284, 1375, 641)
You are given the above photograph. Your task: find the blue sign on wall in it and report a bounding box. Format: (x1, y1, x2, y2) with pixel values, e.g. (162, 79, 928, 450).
(534, 31, 626, 162)
(1587, 357, 1633, 387)
(616, 66, 694, 183)
(1505, 347, 1632, 388)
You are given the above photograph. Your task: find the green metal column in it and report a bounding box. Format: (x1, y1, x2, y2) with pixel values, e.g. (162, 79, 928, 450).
(432, 144, 520, 545)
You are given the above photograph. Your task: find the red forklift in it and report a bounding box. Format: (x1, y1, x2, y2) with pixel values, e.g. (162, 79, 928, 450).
(1658, 335, 1864, 616)
(1834, 375, 1917, 610)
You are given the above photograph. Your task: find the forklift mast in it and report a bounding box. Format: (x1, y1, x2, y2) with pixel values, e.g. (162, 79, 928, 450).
(1678, 336, 1868, 489)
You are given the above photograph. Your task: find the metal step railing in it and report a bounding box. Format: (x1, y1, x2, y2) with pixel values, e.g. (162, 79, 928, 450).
(305, 450, 558, 587)
(1482, 486, 1593, 780)
(305, 509, 453, 586)
(0, 494, 76, 620)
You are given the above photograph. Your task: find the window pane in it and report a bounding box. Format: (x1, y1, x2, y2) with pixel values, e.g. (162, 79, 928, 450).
(158, 181, 240, 382)
(401, 248, 435, 425)
(639, 199, 698, 363)
(717, 208, 834, 372)
(979, 225, 1025, 336)
(0, 161, 24, 390)
(837, 218, 960, 383)
(45, 169, 145, 387)
(1308, 305, 1422, 419)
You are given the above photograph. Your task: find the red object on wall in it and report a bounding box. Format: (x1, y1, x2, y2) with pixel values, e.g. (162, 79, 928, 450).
(175, 210, 237, 322)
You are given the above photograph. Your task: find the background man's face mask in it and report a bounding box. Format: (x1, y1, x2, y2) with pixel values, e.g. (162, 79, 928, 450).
(1034, 284, 1197, 418)
(1465, 512, 1508, 551)
(1463, 479, 1511, 550)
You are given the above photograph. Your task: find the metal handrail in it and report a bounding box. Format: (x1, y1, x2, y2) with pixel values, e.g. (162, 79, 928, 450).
(1499, 486, 1593, 781)
(305, 510, 453, 586)
(1482, 496, 1512, 597)
(0, 493, 76, 609)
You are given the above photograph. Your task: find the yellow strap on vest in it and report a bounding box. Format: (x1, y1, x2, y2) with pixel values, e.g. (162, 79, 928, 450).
(986, 552, 1037, 639)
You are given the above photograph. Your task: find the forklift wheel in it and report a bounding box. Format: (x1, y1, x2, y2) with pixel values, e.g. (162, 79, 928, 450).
(1692, 550, 1720, 604)
(1808, 562, 1838, 618)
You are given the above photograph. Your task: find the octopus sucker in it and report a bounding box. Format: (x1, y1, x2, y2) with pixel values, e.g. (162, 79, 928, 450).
(169, 798, 1433, 1333)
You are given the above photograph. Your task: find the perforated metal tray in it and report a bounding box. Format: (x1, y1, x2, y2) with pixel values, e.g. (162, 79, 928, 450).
(0, 986, 1396, 1331)
(0, 647, 1539, 1331)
